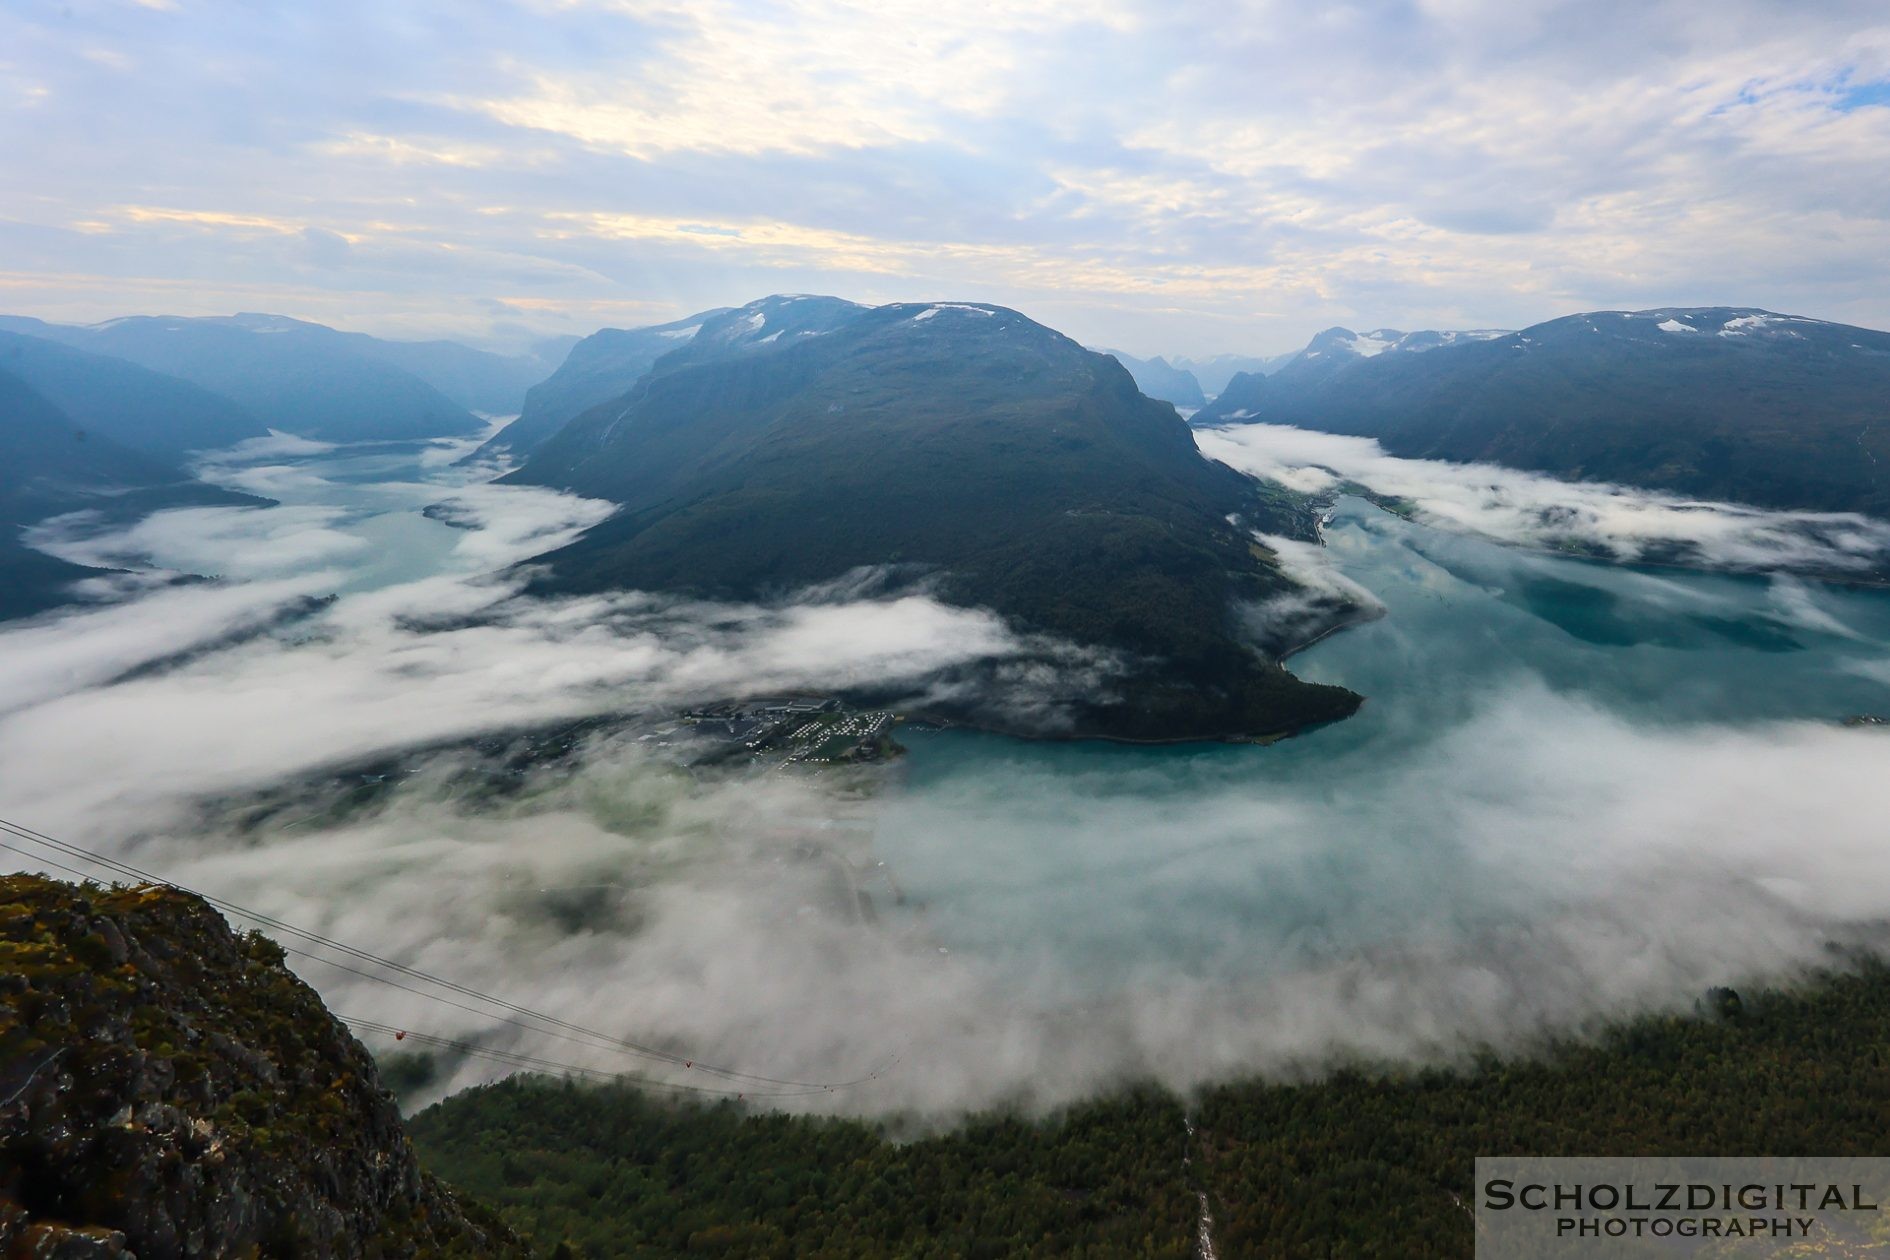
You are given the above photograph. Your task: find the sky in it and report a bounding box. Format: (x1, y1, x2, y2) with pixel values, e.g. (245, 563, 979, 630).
(3, 0, 1890, 357)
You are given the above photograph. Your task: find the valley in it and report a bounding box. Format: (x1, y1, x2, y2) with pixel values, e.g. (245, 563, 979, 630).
(5, 298, 1890, 1259)
(7, 417, 1890, 1103)
(11, 5, 1890, 1253)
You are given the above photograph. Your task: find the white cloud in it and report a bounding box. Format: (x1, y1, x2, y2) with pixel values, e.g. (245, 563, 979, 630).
(12, 635, 1890, 1115)
(31, 505, 373, 579)
(3, 433, 1890, 1117)
(1200, 423, 1890, 573)
(478, 0, 1131, 158)
(3, 3, 1889, 351)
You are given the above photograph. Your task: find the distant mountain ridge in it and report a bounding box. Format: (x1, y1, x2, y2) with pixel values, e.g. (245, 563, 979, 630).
(1174, 329, 1510, 405)
(4, 313, 493, 441)
(507, 295, 1361, 742)
(1192, 323, 1517, 425)
(337, 328, 557, 414)
(1092, 348, 1206, 408)
(472, 308, 730, 461)
(1193, 306, 1890, 517)
(1171, 352, 1300, 396)
(0, 329, 272, 460)
(0, 370, 263, 619)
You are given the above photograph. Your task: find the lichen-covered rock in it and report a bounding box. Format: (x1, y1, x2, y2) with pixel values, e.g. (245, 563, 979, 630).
(0, 874, 531, 1258)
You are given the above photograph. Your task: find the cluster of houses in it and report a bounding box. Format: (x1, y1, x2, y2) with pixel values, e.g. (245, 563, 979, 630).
(683, 696, 842, 747)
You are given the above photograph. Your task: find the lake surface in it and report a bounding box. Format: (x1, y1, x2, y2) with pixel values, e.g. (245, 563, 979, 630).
(874, 497, 1890, 984)
(197, 452, 1889, 992)
(20, 445, 1890, 1102)
(209, 439, 485, 595)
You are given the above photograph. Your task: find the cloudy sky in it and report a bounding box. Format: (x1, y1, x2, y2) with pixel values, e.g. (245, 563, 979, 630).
(4, 0, 1889, 356)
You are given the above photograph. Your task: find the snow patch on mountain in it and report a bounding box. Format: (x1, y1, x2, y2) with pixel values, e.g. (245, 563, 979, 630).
(912, 303, 996, 322)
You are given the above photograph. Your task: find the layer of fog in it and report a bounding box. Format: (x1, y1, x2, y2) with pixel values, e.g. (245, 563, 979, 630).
(2, 436, 1888, 1118)
(1200, 423, 1890, 575)
(1238, 531, 1386, 649)
(19, 681, 1885, 1118)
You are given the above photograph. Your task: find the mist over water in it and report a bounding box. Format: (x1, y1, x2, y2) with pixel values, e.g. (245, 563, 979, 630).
(881, 501, 1890, 982)
(3, 435, 1890, 1115)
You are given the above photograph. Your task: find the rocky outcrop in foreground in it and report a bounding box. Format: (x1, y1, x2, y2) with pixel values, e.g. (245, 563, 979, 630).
(0, 873, 530, 1258)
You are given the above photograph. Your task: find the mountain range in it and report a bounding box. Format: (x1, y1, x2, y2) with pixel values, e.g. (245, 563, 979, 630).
(472, 310, 728, 461)
(11, 295, 1890, 649)
(1170, 351, 1301, 396)
(506, 295, 1361, 741)
(1091, 348, 1206, 408)
(0, 310, 544, 618)
(1190, 308, 1890, 516)
(0, 314, 504, 441)
(0, 370, 263, 618)
(0, 328, 272, 461)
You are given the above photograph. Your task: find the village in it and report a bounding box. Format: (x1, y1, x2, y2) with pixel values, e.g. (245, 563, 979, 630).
(678, 696, 904, 766)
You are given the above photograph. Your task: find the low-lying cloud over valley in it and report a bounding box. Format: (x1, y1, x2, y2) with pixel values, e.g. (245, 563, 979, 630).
(1204, 423, 1890, 575)
(2, 437, 1889, 1116)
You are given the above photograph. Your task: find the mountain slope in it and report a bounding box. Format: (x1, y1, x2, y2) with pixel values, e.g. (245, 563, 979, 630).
(0, 329, 270, 460)
(1197, 308, 1890, 516)
(472, 309, 728, 460)
(0, 874, 530, 1258)
(334, 333, 553, 415)
(16, 314, 486, 442)
(0, 371, 262, 619)
(507, 297, 1361, 742)
(1190, 327, 1505, 426)
(1093, 348, 1206, 408)
(1190, 369, 1272, 426)
(1172, 352, 1299, 397)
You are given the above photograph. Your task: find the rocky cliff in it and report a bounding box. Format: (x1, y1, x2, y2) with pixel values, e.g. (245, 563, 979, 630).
(0, 873, 530, 1259)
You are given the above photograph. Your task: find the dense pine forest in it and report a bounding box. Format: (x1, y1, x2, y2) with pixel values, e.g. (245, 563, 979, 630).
(410, 961, 1890, 1258)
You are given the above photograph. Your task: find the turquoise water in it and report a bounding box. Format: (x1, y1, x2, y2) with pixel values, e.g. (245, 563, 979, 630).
(1294, 498, 1890, 730)
(873, 499, 1890, 981)
(206, 440, 483, 595)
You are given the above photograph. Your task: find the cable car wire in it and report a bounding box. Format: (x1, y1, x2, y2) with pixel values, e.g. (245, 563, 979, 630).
(0, 815, 894, 1095)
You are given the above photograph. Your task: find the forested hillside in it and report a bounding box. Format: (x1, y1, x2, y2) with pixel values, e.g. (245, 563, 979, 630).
(1195, 308, 1890, 517)
(507, 296, 1362, 742)
(0, 371, 264, 620)
(415, 963, 1890, 1259)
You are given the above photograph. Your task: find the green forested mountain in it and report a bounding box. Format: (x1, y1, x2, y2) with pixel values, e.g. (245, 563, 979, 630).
(472, 310, 728, 460)
(413, 962, 1890, 1259)
(1195, 308, 1890, 516)
(506, 296, 1360, 741)
(0, 371, 261, 619)
(9, 313, 488, 442)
